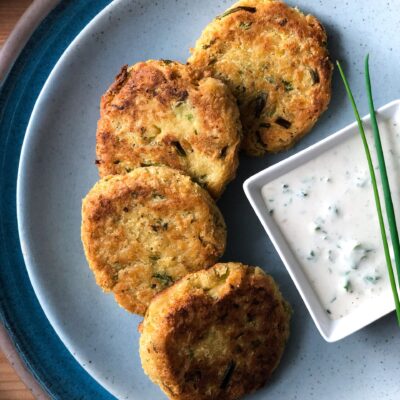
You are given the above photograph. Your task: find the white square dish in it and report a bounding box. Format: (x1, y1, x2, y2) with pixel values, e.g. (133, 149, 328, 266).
(243, 99, 400, 342)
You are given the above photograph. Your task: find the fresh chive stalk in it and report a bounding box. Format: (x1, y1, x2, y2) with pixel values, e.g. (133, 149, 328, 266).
(365, 55, 400, 286)
(337, 60, 400, 325)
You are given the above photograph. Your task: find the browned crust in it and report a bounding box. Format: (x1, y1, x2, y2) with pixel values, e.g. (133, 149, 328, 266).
(96, 60, 242, 198)
(188, 0, 333, 156)
(140, 263, 291, 400)
(81, 166, 227, 315)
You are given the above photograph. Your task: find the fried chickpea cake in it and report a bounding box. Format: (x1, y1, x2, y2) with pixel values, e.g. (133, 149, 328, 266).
(81, 166, 226, 315)
(188, 0, 333, 156)
(96, 60, 242, 198)
(139, 262, 291, 400)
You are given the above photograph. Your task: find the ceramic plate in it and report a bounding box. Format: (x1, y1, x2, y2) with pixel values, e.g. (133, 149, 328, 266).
(2, 0, 400, 399)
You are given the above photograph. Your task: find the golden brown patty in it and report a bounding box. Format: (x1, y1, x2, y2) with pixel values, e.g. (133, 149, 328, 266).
(96, 60, 242, 198)
(139, 262, 291, 400)
(188, 0, 333, 156)
(81, 166, 226, 315)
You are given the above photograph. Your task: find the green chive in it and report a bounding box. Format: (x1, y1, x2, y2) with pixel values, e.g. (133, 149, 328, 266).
(365, 55, 400, 287)
(337, 60, 400, 325)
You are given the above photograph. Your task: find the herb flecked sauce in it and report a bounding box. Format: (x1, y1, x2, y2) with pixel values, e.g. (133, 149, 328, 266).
(262, 118, 399, 319)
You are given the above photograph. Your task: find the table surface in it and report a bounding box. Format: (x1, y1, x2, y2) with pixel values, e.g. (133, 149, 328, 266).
(0, 352, 34, 400)
(1, 1, 35, 398)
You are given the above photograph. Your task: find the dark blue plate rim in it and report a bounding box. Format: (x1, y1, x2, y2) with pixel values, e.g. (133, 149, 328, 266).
(0, 0, 115, 398)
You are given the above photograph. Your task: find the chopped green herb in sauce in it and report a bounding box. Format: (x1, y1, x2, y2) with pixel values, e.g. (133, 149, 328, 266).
(344, 279, 353, 293)
(364, 275, 381, 284)
(307, 250, 316, 260)
(328, 205, 340, 215)
(298, 190, 308, 198)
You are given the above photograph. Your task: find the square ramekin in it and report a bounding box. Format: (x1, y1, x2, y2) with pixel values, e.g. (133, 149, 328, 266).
(243, 100, 400, 342)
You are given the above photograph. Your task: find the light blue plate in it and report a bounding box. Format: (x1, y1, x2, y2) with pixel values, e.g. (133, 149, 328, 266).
(14, 0, 400, 399)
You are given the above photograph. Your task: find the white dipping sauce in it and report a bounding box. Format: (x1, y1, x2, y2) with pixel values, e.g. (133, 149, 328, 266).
(262, 117, 400, 319)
